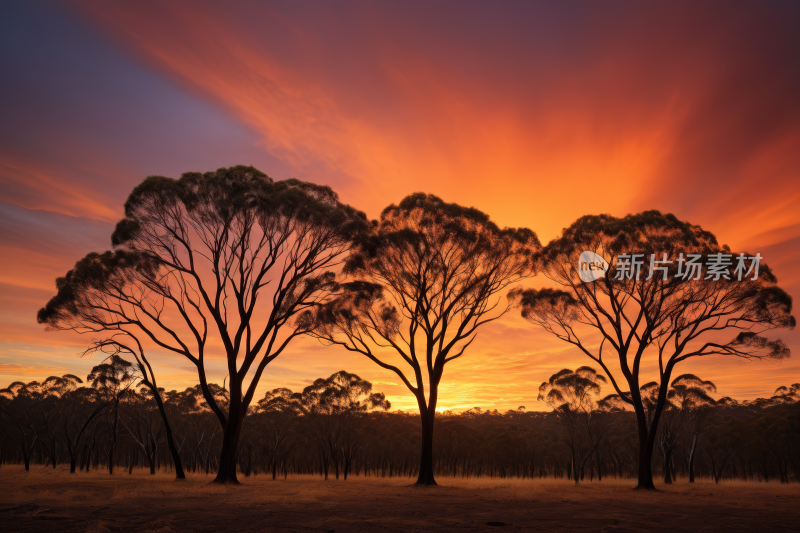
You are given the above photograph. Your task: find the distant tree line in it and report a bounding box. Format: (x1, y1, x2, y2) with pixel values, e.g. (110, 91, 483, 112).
(2, 367, 798, 484)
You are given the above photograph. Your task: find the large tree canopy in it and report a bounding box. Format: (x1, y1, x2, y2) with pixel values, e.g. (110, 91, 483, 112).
(510, 210, 794, 489)
(38, 165, 369, 483)
(303, 192, 540, 484)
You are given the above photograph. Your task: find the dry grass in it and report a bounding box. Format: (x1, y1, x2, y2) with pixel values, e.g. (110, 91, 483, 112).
(1, 465, 798, 532)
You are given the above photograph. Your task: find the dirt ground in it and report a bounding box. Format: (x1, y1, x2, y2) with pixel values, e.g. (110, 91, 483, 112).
(1, 466, 798, 532)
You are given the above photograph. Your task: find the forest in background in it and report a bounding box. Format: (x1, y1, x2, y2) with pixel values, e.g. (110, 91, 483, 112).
(2, 368, 798, 485)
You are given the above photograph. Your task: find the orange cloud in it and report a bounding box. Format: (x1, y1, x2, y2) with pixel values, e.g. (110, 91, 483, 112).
(0, 154, 121, 222)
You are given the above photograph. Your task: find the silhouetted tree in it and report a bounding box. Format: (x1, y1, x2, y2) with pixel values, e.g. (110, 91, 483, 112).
(305, 193, 539, 484)
(585, 396, 616, 481)
(747, 399, 798, 483)
(0, 382, 40, 470)
(87, 354, 136, 474)
(772, 383, 800, 404)
(120, 387, 163, 474)
(38, 375, 83, 469)
(294, 371, 390, 480)
(60, 384, 109, 473)
(0, 376, 80, 470)
(511, 211, 795, 489)
(38, 165, 369, 484)
(165, 385, 224, 474)
(538, 367, 606, 484)
(86, 336, 186, 478)
(667, 374, 716, 483)
(255, 387, 299, 479)
(705, 418, 741, 483)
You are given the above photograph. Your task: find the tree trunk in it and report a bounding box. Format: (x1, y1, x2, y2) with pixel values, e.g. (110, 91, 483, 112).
(152, 390, 185, 479)
(108, 399, 120, 475)
(108, 443, 116, 475)
(416, 404, 436, 486)
(662, 447, 672, 485)
(213, 393, 243, 484)
(85, 440, 94, 472)
(627, 364, 676, 490)
(634, 406, 656, 489)
(595, 449, 602, 481)
(671, 455, 677, 482)
(571, 446, 579, 485)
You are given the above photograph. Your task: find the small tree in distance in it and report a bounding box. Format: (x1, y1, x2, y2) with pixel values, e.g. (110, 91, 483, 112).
(84, 336, 186, 478)
(771, 383, 800, 404)
(87, 354, 136, 475)
(667, 374, 716, 484)
(294, 370, 390, 480)
(0, 381, 41, 471)
(256, 387, 299, 480)
(538, 366, 606, 484)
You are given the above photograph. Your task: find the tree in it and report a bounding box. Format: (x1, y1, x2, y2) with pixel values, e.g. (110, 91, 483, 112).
(165, 385, 224, 474)
(705, 417, 742, 484)
(305, 193, 539, 484)
(119, 387, 163, 475)
(667, 374, 716, 483)
(771, 383, 800, 404)
(38, 165, 369, 484)
(511, 211, 795, 489)
(538, 366, 606, 484)
(584, 393, 617, 482)
(87, 354, 136, 475)
(0, 382, 40, 471)
(86, 336, 186, 479)
(59, 384, 109, 473)
(294, 371, 389, 480)
(0, 375, 81, 471)
(36, 375, 82, 469)
(255, 387, 299, 479)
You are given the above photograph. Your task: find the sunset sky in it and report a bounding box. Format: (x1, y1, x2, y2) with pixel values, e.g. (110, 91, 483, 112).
(1, 1, 798, 411)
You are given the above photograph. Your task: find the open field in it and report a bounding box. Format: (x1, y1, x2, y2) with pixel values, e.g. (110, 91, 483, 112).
(1, 466, 798, 532)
